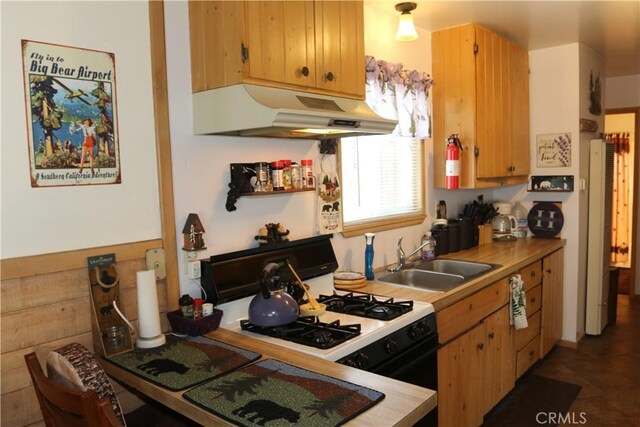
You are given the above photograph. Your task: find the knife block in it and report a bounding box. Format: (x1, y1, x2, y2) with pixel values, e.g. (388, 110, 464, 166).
(478, 224, 494, 245)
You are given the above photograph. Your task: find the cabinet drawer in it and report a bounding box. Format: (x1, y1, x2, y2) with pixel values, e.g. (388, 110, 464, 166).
(526, 284, 542, 316)
(515, 310, 541, 350)
(437, 278, 509, 344)
(521, 261, 542, 289)
(516, 335, 541, 379)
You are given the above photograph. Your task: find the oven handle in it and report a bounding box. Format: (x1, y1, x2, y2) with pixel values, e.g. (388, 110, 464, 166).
(370, 333, 440, 375)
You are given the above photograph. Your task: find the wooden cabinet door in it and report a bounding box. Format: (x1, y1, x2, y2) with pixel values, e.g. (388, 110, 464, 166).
(482, 305, 515, 412)
(314, 0, 365, 97)
(509, 42, 530, 176)
(438, 322, 485, 427)
(475, 26, 511, 179)
(541, 248, 564, 357)
(246, 1, 316, 88)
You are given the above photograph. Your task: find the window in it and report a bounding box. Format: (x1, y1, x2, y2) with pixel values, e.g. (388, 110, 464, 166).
(340, 134, 424, 236)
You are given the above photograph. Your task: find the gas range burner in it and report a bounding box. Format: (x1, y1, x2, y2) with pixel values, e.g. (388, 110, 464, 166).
(240, 317, 361, 350)
(317, 292, 413, 320)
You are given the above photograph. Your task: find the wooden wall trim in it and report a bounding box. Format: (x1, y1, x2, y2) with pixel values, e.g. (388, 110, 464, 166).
(149, 0, 180, 312)
(0, 239, 162, 280)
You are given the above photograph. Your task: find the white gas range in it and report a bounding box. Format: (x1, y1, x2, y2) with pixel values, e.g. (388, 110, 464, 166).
(216, 273, 435, 362)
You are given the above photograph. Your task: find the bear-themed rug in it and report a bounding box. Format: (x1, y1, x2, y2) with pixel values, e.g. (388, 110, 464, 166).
(183, 358, 385, 427)
(106, 334, 261, 391)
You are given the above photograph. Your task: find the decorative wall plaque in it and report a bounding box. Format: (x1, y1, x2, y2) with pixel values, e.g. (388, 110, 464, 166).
(536, 133, 571, 167)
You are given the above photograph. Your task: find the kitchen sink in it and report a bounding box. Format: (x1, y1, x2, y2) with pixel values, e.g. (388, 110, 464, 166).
(413, 259, 498, 277)
(376, 260, 502, 293)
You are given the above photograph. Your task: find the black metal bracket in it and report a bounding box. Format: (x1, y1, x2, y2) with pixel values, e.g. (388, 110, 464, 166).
(226, 163, 256, 212)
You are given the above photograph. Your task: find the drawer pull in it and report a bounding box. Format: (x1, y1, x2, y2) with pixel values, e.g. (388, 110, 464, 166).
(529, 350, 535, 357)
(488, 332, 495, 340)
(546, 269, 552, 274)
(478, 343, 484, 350)
(530, 297, 536, 304)
(531, 271, 536, 278)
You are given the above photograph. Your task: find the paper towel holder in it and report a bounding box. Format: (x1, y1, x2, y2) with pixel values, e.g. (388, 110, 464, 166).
(113, 270, 166, 349)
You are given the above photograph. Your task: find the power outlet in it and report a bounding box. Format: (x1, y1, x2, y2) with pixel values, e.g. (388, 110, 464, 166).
(187, 260, 201, 279)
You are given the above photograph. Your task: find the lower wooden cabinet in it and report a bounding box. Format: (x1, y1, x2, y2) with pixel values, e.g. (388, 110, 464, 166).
(438, 305, 514, 427)
(541, 248, 564, 357)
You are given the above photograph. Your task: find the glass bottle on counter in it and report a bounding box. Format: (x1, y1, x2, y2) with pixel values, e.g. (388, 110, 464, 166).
(513, 201, 529, 238)
(364, 233, 375, 280)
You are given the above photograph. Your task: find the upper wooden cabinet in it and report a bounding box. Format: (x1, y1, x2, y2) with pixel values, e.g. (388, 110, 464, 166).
(432, 24, 530, 189)
(188, 1, 365, 99)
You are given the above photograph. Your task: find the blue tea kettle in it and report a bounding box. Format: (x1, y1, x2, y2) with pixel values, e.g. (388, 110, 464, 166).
(248, 262, 299, 327)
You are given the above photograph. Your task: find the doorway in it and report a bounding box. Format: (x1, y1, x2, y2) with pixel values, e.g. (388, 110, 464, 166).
(604, 108, 639, 298)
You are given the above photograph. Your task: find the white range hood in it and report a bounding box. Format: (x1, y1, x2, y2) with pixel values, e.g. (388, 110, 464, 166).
(192, 84, 397, 139)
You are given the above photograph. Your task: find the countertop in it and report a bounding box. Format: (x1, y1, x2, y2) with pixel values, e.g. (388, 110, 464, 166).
(104, 238, 563, 426)
(360, 237, 566, 311)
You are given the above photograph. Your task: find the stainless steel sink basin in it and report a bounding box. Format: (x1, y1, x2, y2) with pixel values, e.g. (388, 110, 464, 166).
(377, 259, 501, 293)
(377, 269, 465, 292)
(413, 259, 497, 277)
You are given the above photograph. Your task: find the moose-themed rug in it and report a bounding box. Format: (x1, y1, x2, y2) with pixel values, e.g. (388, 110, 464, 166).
(183, 358, 385, 427)
(106, 335, 261, 391)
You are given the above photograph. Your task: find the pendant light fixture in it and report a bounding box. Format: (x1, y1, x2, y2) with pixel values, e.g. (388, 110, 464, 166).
(395, 2, 419, 41)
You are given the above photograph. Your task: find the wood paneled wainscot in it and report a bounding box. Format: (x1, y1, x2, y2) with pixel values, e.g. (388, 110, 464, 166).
(189, 1, 365, 99)
(437, 249, 564, 427)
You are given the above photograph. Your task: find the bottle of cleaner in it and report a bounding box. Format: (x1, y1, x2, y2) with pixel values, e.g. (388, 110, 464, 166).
(364, 233, 375, 280)
(513, 201, 528, 238)
(421, 232, 436, 260)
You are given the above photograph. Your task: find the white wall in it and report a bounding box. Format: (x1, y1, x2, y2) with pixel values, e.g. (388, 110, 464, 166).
(606, 75, 640, 109)
(527, 44, 581, 343)
(0, 1, 161, 258)
(165, 2, 462, 295)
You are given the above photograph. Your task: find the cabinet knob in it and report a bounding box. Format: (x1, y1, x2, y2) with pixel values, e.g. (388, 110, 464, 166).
(531, 297, 536, 304)
(301, 66, 310, 77)
(488, 332, 495, 340)
(325, 72, 335, 82)
(531, 271, 536, 278)
(478, 342, 484, 350)
(546, 269, 552, 274)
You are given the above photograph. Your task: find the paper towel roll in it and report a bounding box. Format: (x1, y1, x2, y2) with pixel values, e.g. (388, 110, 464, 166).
(136, 270, 166, 348)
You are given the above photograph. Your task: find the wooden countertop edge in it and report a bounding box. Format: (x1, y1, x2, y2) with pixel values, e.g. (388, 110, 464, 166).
(363, 238, 566, 311)
(102, 328, 437, 426)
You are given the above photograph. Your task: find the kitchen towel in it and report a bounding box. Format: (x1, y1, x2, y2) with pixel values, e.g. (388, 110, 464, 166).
(183, 358, 385, 427)
(106, 334, 261, 391)
(509, 274, 528, 329)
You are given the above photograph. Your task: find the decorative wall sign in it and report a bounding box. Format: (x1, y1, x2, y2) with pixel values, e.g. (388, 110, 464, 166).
(22, 40, 120, 187)
(579, 119, 598, 133)
(536, 133, 571, 167)
(529, 175, 574, 192)
(527, 201, 564, 239)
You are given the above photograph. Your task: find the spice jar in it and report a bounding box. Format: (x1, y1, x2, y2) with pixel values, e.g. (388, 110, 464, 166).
(193, 298, 204, 319)
(301, 159, 314, 188)
(270, 161, 284, 191)
(254, 162, 270, 192)
(282, 159, 292, 190)
(179, 294, 194, 318)
(291, 163, 301, 189)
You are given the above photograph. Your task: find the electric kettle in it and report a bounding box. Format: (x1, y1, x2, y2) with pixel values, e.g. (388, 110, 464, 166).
(248, 263, 299, 327)
(492, 214, 517, 242)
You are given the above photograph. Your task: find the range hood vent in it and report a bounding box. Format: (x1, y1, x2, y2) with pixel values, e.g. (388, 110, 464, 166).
(193, 84, 397, 139)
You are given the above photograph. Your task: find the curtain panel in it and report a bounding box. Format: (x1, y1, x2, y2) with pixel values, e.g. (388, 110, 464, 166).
(607, 132, 631, 265)
(364, 56, 433, 139)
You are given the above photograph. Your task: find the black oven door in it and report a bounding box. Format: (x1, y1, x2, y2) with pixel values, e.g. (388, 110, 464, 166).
(370, 333, 438, 426)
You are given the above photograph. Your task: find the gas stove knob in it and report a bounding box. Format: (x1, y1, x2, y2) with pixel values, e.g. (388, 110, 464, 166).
(409, 324, 423, 340)
(384, 338, 398, 354)
(342, 357, 358, 368)
(418, 319, 431, 335)
(354, 352, 370, 369)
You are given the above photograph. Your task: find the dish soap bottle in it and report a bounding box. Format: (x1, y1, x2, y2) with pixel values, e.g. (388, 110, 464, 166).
(364, 233, 375, 280)
(513, 201, 528, 238)
(421, 232, 436, 260)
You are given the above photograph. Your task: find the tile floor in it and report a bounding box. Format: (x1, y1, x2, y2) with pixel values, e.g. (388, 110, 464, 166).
(531, 295, 640, 426)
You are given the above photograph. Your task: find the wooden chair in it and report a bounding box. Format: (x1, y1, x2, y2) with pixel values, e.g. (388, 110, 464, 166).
(24, 352, 123, 427)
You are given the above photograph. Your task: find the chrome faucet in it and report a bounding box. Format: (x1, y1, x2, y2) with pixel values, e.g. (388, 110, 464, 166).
(388, 237, 430, 272)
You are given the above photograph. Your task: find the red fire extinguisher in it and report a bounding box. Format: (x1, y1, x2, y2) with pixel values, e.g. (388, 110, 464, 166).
(445, 134, 462, 189)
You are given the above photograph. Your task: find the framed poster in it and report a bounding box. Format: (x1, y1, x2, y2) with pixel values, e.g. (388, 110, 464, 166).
(22, 40, 121, 187)
(536, 133, 571, 167)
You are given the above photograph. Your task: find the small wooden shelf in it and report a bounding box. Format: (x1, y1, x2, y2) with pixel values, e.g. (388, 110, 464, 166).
(527, 189, 573, 193)
(240, 188, 315, 197)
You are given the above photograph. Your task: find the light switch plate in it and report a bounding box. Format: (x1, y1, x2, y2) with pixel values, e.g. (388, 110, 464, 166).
(146, 248, 166, 280)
